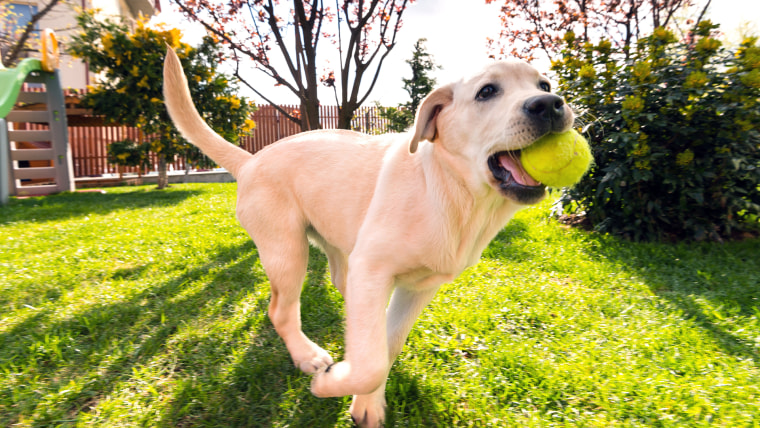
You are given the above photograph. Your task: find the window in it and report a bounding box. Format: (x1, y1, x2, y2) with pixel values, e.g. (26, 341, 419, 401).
(5, 3, 40, 33)
(1, 2, 40, 62)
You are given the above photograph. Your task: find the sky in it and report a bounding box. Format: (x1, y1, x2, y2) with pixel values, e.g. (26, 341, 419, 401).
(155, 0, 760, 107)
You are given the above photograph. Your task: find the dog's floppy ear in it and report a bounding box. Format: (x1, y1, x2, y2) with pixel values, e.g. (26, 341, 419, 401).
(409, 84, 454, 154)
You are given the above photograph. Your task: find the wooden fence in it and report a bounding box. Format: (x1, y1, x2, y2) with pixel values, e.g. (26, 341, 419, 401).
(10, 103, 393, 178)
(66, 104, 391, 178)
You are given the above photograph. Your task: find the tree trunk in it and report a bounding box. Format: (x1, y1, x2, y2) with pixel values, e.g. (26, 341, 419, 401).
(157, 154, 169, 189)
(301, 100, 321, 131)
(337, 104, 357, 130)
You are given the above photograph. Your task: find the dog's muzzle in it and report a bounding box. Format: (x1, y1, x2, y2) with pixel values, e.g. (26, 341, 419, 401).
(488, 151, 546, 204)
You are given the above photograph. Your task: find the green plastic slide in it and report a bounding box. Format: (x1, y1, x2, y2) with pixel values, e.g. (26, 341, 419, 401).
(0, 58, 45, 119)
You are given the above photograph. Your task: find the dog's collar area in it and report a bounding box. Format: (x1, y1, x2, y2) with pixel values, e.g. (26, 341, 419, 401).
(488, 151, 546, 204)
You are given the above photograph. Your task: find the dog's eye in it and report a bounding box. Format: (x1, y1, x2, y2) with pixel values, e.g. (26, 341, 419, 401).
(476, 84, 498, 101)
(539, 81, 551, 92)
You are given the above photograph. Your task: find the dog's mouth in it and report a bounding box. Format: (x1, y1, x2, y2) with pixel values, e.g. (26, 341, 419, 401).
(487, 151, 546, 204)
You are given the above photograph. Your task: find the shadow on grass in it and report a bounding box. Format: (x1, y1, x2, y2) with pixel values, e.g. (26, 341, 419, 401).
(159, 247, 348, 427)
(0, 186, 202, 225)
(480, 218, 533, 261)
(480, 216, 758, 364)
(0, 242, 347, 427)
(585, 234, 760, 363)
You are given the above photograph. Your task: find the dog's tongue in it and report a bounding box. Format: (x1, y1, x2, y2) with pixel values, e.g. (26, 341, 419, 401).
(499, 154, 541, 186)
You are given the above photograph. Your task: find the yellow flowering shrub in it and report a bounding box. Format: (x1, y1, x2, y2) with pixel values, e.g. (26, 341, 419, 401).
(69, 9, 257, 178)
(552, 20, 760, 241)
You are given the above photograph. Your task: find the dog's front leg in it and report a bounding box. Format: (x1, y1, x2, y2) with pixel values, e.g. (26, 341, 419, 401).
(311, 264, 393, 399)
(349, 286, 440, 427)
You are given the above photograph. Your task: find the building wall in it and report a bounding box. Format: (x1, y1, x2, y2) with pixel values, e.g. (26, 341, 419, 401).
(13, 0, 157, 90)
(37, 0, 87, 89)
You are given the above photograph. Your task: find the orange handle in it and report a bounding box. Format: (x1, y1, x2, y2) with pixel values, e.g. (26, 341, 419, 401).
(41, 28, 59, 72)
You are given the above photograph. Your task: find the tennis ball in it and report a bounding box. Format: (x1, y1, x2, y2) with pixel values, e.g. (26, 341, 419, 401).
(520, 129, 592, 188)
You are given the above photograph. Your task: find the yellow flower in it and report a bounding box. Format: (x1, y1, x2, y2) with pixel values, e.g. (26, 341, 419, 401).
(684, 71, 708, 89)
(102, 33, 114, 55)
(740, 69, 760, 89)
(735, 118, 755, 131)
(632, 140, 650, 158)
(138, 75, 150, 89)
(168, 28, 182, 48)
(676, 149, 694, 166)
(242, 118, 256, 132)
(635, 159, 651, 170)
(632, 62, 651, 83)
(695, 37, 721, 54)
(622, 95, 645, 113)
(578, 64, 596, 80)
(131, 65, 140, 77)
(652, 27, 676, 44)
(596, 40, 612, 55)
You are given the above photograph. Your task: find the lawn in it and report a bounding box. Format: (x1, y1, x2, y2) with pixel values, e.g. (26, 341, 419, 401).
(1, 183, 758, 427)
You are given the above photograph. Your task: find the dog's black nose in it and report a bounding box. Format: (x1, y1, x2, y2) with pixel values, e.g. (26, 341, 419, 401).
(523, 94, 565, 123)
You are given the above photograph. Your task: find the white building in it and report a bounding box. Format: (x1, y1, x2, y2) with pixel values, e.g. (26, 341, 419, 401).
(2, 0, 158, 89)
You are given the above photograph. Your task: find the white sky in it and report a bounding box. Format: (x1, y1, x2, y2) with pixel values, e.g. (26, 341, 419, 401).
(155, 0, 760, 106)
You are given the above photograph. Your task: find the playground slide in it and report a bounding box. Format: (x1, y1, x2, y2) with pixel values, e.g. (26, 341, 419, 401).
(1, 29, 71, 204)
(0, 28, 59, 119)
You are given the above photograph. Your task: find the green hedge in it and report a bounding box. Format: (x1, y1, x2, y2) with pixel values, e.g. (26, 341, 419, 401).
(553, 22, 760, 241)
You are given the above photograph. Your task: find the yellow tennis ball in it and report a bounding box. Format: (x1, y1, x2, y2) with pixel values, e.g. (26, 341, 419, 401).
(521, 129, 592, 188)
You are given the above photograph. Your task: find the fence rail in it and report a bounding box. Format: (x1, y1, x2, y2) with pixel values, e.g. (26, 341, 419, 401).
(11, 102, 393, 178)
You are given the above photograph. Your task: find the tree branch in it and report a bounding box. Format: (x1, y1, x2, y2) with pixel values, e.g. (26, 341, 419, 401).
(3, 0, 62, 66)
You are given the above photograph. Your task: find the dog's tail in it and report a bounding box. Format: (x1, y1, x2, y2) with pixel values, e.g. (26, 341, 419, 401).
(163, 47, 252, 178)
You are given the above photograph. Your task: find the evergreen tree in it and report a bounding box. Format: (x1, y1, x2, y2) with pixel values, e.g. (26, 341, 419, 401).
(381, 38, 440, 132)
(403, 38, 439, 117)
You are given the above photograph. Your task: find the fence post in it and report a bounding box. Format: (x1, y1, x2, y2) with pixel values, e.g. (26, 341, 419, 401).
(1, 118, 9, 205)
(65, 103, 388, 178)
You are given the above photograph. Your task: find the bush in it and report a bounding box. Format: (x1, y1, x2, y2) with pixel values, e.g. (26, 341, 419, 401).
(107, 139, 149, 170)
(552, 22, 760, 241)
(69, 11, 256, 188)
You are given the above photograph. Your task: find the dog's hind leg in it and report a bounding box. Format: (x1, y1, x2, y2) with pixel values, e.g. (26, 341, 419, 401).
(325, 248, 349, 297)
(258, 235, 334, 374)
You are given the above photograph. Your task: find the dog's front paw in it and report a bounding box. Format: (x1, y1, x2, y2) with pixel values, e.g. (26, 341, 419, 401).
(350, 393, 387, 428)
(311, 361, 343, 397)
(293, 344, 334, 374)
(286, 336, 334, 374)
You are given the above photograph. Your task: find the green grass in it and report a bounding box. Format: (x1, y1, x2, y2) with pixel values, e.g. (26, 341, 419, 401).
(1, 183, 758, 427)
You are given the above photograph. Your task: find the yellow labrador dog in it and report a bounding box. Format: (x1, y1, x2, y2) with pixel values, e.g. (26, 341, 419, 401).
(164, 47, 573, 427)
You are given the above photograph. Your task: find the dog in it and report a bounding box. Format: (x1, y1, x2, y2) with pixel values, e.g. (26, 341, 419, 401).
(163, 47, 574, 427)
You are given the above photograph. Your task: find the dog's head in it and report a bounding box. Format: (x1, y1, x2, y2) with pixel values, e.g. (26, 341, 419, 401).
(409, 60, 574, 205)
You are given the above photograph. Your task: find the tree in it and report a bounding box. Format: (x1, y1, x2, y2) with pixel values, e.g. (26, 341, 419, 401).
(68, 10, 256, 189)
(485, 0, 707, 61)
(380, 38, 439, 132)
(1, 0, 64, 67)
(172, 0, 413, 131)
